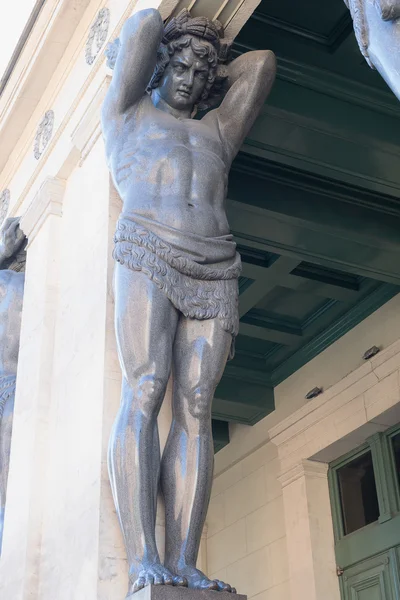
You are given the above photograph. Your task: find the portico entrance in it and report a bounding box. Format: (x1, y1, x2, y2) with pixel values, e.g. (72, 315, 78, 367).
(329, 425, 400, 599)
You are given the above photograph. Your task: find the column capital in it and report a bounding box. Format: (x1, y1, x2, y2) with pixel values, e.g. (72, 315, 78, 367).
(20, 177, 65, 245)
(278, 459, 328, 489)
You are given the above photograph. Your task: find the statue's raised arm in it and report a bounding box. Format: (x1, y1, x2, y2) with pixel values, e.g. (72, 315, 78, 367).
(103, 9, 163, 117)
(205, 49, 276, 164)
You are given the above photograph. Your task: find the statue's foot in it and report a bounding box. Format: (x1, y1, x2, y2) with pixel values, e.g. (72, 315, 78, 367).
(126, 563, 187, 597)
(173, 565, 237, 593)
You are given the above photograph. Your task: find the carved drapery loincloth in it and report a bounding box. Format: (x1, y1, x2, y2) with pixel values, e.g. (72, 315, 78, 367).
(0, 375, 16, 421)
(113, 214, 241, 357)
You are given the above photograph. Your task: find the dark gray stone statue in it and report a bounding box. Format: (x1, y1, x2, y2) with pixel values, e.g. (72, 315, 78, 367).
(101, 8, 275, 597)
(344, 0, 400, 100)
(0, 218, 26, 553)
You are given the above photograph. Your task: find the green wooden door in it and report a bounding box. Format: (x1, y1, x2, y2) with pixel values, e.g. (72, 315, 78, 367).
(342, 551, 398, 600)
(329, 427, 400, 600)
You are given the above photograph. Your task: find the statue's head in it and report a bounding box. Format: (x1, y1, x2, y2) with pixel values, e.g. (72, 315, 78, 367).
(148, 10, 228, 112)
(0, 218, 27, 271)
(106, 10, 232, 112)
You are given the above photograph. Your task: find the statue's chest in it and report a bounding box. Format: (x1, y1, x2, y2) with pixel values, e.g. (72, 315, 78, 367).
(130, 117, 224, 162)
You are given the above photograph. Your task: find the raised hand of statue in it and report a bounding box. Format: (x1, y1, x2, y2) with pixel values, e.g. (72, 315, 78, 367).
(0, 219, 26, 266)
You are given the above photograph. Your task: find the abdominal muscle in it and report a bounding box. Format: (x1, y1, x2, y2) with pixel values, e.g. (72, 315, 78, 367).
(120, 188, 230, 237)
(111, 118, 230, 237)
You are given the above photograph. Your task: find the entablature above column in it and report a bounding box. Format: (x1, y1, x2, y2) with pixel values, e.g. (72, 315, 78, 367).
(269, 337, 400, 473)
(20, 176, 65, 245)
(278, 458, 328, 489)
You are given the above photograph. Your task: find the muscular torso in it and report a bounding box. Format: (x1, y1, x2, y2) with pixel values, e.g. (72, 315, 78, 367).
(103, 95, 230, 237)
(0, 271, 24, 376)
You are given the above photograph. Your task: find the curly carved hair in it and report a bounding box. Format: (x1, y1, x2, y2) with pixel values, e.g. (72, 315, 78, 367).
(106, 9, 232, 111)
(148, 10, 231, 110)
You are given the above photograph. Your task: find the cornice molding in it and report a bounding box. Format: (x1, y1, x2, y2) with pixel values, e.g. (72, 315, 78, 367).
(20, 176, 65, 245)
(0, 0, 90, 164)
(268, 355, 383, 452)
(278, 459, 328, 489)
(0, 0, 46, 98)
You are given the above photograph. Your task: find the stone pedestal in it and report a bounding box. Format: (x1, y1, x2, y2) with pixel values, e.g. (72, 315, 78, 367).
(131, 586, 246, 600)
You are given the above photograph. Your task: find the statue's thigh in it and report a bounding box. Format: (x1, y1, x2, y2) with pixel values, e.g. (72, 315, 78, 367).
(114, 265, 179, 380)
(173, 317, 231, 391)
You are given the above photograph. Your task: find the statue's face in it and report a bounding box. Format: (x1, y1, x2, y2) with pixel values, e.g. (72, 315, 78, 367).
(157, 44, 210, 111)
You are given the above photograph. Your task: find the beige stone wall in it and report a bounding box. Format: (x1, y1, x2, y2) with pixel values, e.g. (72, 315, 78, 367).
(207, 443, 288, 600)
(206, 294, 400, 600)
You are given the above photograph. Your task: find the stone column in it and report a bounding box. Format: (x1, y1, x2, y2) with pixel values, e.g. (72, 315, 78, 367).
(279, 460, 340, 600)
(0, 177, 65, 600)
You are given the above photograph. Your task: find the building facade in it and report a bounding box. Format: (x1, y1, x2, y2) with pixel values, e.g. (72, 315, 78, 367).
(0, 1, 399, 599)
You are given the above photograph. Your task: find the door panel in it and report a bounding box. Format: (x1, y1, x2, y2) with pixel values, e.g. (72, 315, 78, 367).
(343, 553, 397, 600)
(343, 553, 395, 600)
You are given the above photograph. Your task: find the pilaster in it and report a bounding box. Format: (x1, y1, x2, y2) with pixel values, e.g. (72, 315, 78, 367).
(0, 176, 65, 599)
(278, 459, 340, 600)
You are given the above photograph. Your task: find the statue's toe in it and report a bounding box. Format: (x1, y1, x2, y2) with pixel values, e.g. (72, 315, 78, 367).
(136, 577, 146, 592)
(215, 580, 232, 592)
(173, 575, 188, 587)
(145, 574, 154, 586)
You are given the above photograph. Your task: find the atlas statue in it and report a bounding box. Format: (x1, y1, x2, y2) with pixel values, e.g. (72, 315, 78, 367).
(0, 217, 26, 553)
(102, 8, 276, 597)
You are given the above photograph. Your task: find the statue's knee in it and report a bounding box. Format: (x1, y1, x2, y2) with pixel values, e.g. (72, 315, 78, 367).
(186, 384, 214, 420)
(132, 374, 167, 415)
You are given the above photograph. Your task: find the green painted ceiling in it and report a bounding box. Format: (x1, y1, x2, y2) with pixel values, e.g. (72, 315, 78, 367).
(212, 0, 400, 452)
(236, 0, 386, 89)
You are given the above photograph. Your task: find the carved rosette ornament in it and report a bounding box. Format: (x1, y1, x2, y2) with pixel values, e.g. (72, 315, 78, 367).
(0, 190, 10, 225)
(34, 110, 54, 160)
(85, 8, 110, 65)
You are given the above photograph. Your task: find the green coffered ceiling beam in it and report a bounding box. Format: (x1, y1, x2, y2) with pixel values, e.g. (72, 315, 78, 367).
(206, 0, 400, 450)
